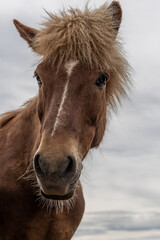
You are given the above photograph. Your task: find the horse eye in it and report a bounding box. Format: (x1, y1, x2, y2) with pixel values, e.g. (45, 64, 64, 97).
(95, 73, 108, 88)
(34, 72, 42, 87)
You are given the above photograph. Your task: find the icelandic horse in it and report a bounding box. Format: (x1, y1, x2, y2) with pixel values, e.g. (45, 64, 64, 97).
(0, 1, 130, 239)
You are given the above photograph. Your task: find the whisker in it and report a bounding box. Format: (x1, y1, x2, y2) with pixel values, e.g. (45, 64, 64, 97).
(17, 160, 79, 214)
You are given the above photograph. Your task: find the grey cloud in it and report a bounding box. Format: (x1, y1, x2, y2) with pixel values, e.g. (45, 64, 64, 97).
(75, 211, 160, 238)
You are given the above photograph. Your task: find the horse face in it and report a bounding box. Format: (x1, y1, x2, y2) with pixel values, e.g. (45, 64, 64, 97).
(13, 1, 125, 201)
(33, 61, 107, 200)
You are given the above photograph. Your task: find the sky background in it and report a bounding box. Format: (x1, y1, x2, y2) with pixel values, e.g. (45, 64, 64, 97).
(0, 0, 160, 239)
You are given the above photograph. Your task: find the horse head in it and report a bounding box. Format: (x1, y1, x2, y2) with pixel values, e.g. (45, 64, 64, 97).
(13, 2, 129, 203)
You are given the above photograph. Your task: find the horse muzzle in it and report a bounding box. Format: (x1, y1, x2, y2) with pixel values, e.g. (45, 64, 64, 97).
(33, 152, 82, 200)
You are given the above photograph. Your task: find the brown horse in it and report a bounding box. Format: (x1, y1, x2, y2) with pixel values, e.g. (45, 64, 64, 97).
(0, 2, 130, 239)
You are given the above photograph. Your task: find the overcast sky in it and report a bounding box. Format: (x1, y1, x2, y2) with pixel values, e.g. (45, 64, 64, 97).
(0, 0, 160, 238)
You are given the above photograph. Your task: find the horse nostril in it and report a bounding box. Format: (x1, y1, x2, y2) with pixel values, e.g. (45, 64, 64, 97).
(64, 155, 76, 178)
(34, 153, 44, 176)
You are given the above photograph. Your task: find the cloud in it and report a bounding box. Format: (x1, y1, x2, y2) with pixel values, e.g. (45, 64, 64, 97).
(75, 211, 160, 239)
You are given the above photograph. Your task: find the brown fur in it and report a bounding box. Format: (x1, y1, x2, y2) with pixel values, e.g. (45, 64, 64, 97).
(0, 2, 131, 239)
(0, 109, 21, 128)
(0, 94, 85, 239)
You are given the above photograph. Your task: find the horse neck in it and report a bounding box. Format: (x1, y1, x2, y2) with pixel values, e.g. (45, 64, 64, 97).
(0, 97, 40, 178)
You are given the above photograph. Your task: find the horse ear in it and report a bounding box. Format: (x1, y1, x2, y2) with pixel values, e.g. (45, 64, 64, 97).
(13, 19, 38, 51)
(108, 1, 122, 34)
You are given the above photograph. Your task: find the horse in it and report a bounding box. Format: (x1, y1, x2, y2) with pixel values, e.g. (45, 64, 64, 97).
(0, 1, 130, 239)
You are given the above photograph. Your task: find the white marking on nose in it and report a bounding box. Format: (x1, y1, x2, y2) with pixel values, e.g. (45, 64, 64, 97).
(51, 79, 69, 136)
(51, 60, 78, 136)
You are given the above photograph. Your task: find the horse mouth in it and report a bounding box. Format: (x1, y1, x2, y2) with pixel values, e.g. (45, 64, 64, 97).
(41, 189, 75, 200)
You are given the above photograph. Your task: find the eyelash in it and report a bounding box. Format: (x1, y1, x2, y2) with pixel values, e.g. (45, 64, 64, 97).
(34, 72, 42, 87)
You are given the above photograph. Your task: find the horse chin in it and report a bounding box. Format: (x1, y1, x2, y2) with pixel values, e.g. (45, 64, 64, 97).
(41, 189, 75, 200)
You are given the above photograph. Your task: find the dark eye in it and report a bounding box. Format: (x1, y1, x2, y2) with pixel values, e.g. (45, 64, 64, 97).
(95, 73, 109, 88)
(34, 72, 42, 87)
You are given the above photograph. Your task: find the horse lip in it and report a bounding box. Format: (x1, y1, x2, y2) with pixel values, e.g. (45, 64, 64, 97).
(41, 189, 75, 200)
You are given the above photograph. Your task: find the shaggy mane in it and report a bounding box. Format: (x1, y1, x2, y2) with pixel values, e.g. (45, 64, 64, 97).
(34, 3, 131, 107)
(35, 3, 125, 69)
(0, 98, 37, 129)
